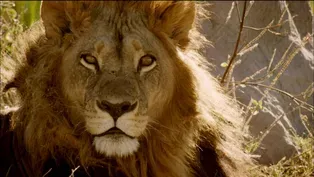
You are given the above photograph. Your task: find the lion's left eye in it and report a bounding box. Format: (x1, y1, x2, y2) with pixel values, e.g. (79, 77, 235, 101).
(80, 54, 98, 71)
(83, 55, 97, 64)
(138, 55, 156, 72)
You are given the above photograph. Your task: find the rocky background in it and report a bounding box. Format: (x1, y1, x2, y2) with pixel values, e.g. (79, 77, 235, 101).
(202, 1, 313, 165)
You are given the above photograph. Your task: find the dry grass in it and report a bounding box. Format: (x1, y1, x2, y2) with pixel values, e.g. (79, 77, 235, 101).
(251, 136, 313, 177)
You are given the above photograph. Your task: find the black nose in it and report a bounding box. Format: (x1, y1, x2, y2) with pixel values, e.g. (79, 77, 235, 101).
(96, 100, 137, 120)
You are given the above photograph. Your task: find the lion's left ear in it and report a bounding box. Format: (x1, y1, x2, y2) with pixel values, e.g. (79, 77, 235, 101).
(40, 1, 97, 40)
(148, 2, 196, 49)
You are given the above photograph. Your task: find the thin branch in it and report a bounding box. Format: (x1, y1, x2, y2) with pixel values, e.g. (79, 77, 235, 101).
(270, 34, 312, 87)
(240, 20, 274, 52)
(268, 42, 293, 75)
(231, 77, 237, 100)
(42, 168, 52, 177)
(267, 29, 287, 36)
(235, 1, 242, 23)
(253, 105, 302, 153)
(267, 48, 276, 74)
(69, 166, 80, 177)
(225, 2, 235, 24)
(278, 7, 287, 24)
(238, 43, 259, 56)
(244, 1, 255, 18)
(221, 1, 247, 84)
(226, 67, 267, 95)
(226, 59, 241, 90)
(299, 108, 313, 137)
(239, 82, 314, 110)
(243, 15, 295, 31)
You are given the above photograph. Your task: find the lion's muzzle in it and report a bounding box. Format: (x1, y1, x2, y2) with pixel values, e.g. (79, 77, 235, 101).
(84, 75, 148, 157)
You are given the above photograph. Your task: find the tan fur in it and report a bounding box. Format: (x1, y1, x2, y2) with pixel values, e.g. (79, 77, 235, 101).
(3, 2, 253, 177)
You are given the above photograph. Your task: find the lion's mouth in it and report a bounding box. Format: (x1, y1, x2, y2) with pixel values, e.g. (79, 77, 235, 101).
(94, 127, 135, 139)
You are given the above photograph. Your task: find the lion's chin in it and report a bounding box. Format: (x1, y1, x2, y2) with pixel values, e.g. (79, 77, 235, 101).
(93, 135, 139, 157)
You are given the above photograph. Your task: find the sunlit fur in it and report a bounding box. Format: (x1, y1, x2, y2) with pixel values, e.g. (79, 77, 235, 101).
(2, 2, 254, 177)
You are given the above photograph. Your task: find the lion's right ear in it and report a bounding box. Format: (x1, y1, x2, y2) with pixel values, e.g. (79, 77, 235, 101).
(40, 1, 95, 40)
(41, 1, 68, 39)
(147, 2, 196, 50)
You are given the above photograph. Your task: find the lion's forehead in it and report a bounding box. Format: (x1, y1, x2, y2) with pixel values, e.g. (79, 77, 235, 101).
(85, 35, 146, 56)
(79, 8, 151, 49)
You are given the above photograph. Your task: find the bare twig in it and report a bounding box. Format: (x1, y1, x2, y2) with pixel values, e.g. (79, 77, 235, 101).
(260, 42, 294, 80)
(267, 48, 277, 74)
(299, 109, 314, 137)
(240, 20, 274, 52)
(238, 43, 259, 56)
(231, 77, 237, 100)
(42, 168, 52, 177)
(225, 2, 235, 24)
(253, 105, 304, 152)
(244, 1, 255, 18)
(270, 34, 312, 87)
(221, 1, 247, 84)
(235, 1, 242, 23)
(267, 29, 287, 36)
(69, 166, 80, 177)
(239, 82, 314, 111)
(243, 99, 253, 124)
(278, 7, 287, 24)
(227, 67, 267, 95)
(226, 59, 241, 90)
(243, 16, 295, 31)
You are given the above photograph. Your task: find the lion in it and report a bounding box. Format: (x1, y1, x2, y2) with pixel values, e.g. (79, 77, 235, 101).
(0, 1, 253, 177)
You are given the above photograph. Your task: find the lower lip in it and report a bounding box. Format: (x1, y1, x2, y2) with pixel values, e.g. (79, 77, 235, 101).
(94, 131, 135, 139)
(94, 131, 123, 137)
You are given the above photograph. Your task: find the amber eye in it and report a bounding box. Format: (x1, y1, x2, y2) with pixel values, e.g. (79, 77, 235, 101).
(138, 55, 156, 72)
(80, 54, 98, 70)
(139, 55, 154, 67)
(81, 54, 97, 64)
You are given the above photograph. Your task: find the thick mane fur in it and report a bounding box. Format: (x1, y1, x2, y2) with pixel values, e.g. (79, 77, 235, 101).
(1, 2, 253, 177)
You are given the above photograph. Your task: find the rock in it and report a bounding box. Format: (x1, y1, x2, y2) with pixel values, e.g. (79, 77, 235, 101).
(202, 1, 313, 164)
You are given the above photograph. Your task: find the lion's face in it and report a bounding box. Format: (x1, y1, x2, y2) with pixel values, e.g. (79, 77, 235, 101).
(59, 17, 175, 157)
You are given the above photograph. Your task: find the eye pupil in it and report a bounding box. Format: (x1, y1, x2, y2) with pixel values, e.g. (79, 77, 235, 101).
(138, 55, 156, 72)
(140, 56, 153, 66)
(80, 54, 99, 71)
(140, 55, 156, 68)
(82, 54, 96, 64)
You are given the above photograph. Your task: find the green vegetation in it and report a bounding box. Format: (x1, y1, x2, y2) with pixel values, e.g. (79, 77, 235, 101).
(1, 2, 23, 58)
(309, 1, 314, 14)
(14, 1, 40, 28)
(0, 1, 39, 66)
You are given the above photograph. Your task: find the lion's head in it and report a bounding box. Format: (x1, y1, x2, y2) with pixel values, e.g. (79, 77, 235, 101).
(42, 1, 198, 158)
(2, 1, 253, 177)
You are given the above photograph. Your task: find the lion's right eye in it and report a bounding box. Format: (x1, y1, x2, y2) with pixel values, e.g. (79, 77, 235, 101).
(80, 54, 98, 71)
(137, 54, 157, 73)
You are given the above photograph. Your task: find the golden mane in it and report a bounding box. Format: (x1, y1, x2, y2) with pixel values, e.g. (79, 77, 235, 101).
(1, 2, 253, 177)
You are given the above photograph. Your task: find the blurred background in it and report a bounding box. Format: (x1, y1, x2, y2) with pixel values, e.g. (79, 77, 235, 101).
(1, 1, 40, 28)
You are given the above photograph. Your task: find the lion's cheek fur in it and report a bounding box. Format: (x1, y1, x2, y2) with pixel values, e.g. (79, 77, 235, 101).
(59, 50, 87, 106)
(145, 62, 175, 120)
